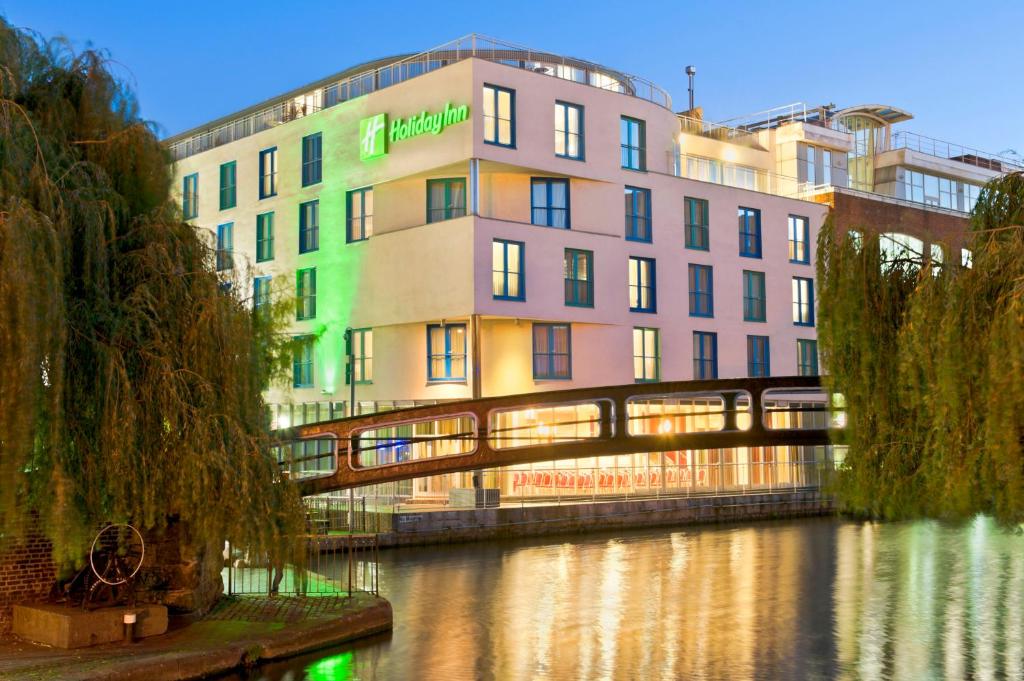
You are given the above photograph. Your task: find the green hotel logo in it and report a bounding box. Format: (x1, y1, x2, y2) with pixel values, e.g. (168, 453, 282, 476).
(359, 102, 469, 162)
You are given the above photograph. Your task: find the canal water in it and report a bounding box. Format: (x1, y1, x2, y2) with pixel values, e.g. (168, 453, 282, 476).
(230, 516, 1023, 680)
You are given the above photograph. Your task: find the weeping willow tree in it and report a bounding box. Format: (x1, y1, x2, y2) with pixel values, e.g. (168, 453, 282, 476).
(818, 171, 1024, 524)
(0, 21, 304, 569)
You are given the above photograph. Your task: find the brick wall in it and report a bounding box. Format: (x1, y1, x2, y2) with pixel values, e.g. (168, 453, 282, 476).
(815, 190, 971, 247)
(0, 520, 56, 634)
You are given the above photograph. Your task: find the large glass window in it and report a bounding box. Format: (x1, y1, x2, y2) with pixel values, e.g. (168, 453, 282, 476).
(492, 239, 525, 301)
(620, 116, 646, 170)
(259, 147, 277, 199)
(822, 149, 832, 186)
(427, 178, 467, 223)
(693, 331, 718, 379)
(531, 178, 570, 228)
(348, 328, 372, 384)
(624, 186, 652, 242)
(301, 132, 322, 187)
(743, 270, 766, 322)
(533, 323, 571, 380)
(688, 264, 713, 317)
(293, 336, 314, 388)
(747, 335, 770, 377)
(182, 173, 198, 219)
(427, 324, 467, 381)
(685, 197, 709, 250)
(628, 256, 656, 313)
(797, 339, 818, 376)
(483, 84, 515, 147)
(789, 215, 810, 264)
(793, 277, 814, 326)
(633, 327, 660, 382)
(219, 162, 236, 210)
(738, 207, 762, 258)
(299, 200, 319, 253)
(296, 268, 316, 320)
(347, 187, 373, 242)
(805, 144, 817, 185)
(216, 222, 233, 271)
(564, 248, 593, 307)
(555, 101, 584, 160)
(256, 212, 274, 262)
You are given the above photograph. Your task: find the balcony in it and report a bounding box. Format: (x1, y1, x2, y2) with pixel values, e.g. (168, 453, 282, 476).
(888, 131, 1023, 173)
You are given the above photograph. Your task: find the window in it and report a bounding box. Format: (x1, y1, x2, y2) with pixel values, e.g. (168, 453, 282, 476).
(256, 212, 274, 262)
(492, 239, 525, 301)
(805, 144, 816, 185)
(747, 335, 770, 377)
(624, 186, 652, 242)
(427, 324, 467, 381)
(633, 327, 660, 382)
(533, 323, 571, 380)
(347, 187, 373, 242)
(628, 256, 656, 313)
(789, 215, 810, 264)
(296, 268, 316, 320)
(738, 207, 761, 258)
(743, 270, 766, 322)
(182, 173, 198, 219)
(793, 277, 814, 326)
(293, 336, 314, 388)
(219, 162, 236, 210)
(797, 339, 818, 376)
(685, 197, 709, 250)
(822, 149, 832, 186)
(301, 133, 322, 187)
(216, 222, 233, 271)
(531, 178, 570, 228)
(259, 147, 277, 199)
(693, 331, 718, 379)
(564, 248, 593, 307)
(620, 116, 646, 170)
(253, 275, 272, 311)
(555, 101, 584, 160)
(427, 178, 467, 223)
(347, 329, 372, 384)
(299, 200, 319, 253)
(483, 84, 514, 147)
(688, 264, 713, 317)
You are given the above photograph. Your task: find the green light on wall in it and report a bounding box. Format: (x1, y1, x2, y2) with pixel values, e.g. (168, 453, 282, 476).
(359, 102, 469, 162)
(359, 113, 387, 161)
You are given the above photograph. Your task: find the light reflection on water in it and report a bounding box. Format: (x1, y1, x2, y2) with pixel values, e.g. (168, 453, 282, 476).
(230, 516, 1023, 681)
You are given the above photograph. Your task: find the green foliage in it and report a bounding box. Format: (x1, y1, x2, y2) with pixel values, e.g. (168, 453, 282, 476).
(0, 21, 304, 566)
(818, 171, 1024, 524)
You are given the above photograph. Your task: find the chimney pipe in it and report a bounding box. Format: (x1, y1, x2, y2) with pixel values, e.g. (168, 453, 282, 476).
(685, 65, 696, 112)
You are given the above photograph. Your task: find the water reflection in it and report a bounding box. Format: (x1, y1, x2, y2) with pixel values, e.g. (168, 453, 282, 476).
(228, 516, 1023, 681)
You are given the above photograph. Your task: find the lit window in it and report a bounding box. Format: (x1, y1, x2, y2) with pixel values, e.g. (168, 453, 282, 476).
(427, 324, 467, 381)
(564, 248, 593, 307)
(685, 197, 709, 250)
(256, 212, 274, 262)
(633, 327, 660, 382)
(743, 270, 766, 322)
(688, 264, 713, 317)
(259, 147, 277, 199)
(533, 323, 571, 380)
(219, 162, 236, 210)
(628, 256, 656, 313)
(182, 173, 198, 219)
(531, 178, 570, 228)
(347, 187, 373, 242)
(624, 186, 652, 242)
(301, 132, 322, 187)
(299, 200, 319, 253)
(555, 102, 584, 160)
(693, 331, 718, 379)
(797, 339, 818, 376)
(492, 239, 525, 301)
(792, 277, 814, 326)
(348, 329, 372, 384)
(296, 268, 316, 320)
(427, 178, 466, 223)
(747, 335, 770, 377)
(620, 116, 646, 170)
(738, 207, 761, 258)
(293, 336, 314, 388)
(216, 222, 233, 271)
(788, 215, 810, 264)
(483, 84, 515, 147)
(961, 248, 973, 269)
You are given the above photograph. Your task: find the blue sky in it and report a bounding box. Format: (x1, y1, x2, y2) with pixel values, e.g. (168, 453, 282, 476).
(3, 0, 1021, 157)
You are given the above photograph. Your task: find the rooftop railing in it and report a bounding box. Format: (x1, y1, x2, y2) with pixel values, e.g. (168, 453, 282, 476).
(889, 130, 1023, 173)
(166, 34, 671, 161)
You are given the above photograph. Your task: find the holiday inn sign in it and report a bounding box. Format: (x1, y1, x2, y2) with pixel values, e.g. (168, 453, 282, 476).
(359, 102, 469, 160)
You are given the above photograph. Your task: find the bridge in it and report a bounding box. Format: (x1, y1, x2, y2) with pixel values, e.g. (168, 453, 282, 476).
(282, 376, 844, 495)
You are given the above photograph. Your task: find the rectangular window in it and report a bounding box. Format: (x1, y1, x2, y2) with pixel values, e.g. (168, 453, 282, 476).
(531, 178, 570, 228)
(347, 187, 373, 242)
(296, 268, 316, 320)
(797, 339, 819, 376)
(483, 84, 515, 147)
(292, 336, 314, 388)
(805, 144, 816, 185)
(620, 116, 646, 170)
(182, 173, 198, 219)
(219, 162, 236, 210)
(624, 186, 652, 242)
(301, 132, 322, 187)
(533, 323, 571, 380)
(693, 331, 718, 379)
(492, 239, 525, 300)
(738, 207, 762, 258)
(259, 147, 278, 199)
(253, 275, 272, 311)
(743, 270, 766, 322)
(823, 149, 832, 186)
(628, 256, 656, 313)
(788, 215, 810, 264)
(347, 328, 373, 384)
(688, 264, 713, 317)
(256, 212, 274, 262)
(793, 277, 814, 326)
(633, 327, 660, 382)
(427, 178, 467, 223)
(299, 200, 319, 253)
(747, 335, 770, 377)
(685, 197, 709, 250)
(564, 248, 594, 307)
(216, 222, 233, 271)
(427, 324, 467, 381)
(555, 101, 584, 160)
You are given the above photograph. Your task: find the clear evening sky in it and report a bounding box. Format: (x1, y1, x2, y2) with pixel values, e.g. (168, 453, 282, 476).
(2, 0, 1021, 157)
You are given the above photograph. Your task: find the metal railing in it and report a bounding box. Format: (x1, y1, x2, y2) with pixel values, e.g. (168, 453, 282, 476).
(166, 34, 671, 161)
(889, 131, 1023, 172)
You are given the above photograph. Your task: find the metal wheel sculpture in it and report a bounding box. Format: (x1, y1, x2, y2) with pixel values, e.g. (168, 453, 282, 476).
(50, 524, 145, 609)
